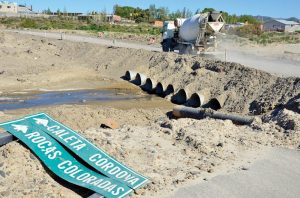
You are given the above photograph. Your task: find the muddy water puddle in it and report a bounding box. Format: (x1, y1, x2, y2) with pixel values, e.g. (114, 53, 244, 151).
(0, 89, 169, 111)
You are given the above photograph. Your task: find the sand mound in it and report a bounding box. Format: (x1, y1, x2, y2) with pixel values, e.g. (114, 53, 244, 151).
(76, 117, 299, 197)
(1, 30, 299, 117)
(146, 53, 300, 115)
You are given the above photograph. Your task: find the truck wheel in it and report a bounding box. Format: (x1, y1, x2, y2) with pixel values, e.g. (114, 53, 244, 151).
(213, 41, 217, 51)
(179, 44, 186, 54)
(162, 41, 169, 52)
(185, 45, 194, 54)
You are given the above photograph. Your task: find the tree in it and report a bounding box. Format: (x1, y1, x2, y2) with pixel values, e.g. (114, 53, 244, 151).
(180, 7, 192, 18)
(149, 4, 156, 21)
(57, 9, 61, 16)
(63, 6, 67, 16)
(113, 4, 118, 15)
(185, 8, 193, 18)
(169, 9, 182, 20)
(238, 15, 259, 24)
(195, 9, 201, 15)
(114, 6, 135, 18)
(157, 7, 169, 20)
(286, 17, 300, 23)
(42, 7, 52, 15)
(181, 7, 187, 18)
(201, 8, 215, 13)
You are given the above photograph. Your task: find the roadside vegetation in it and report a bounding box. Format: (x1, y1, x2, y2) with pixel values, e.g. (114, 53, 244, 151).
(250, 32, 300, 45)
(0, 6, 262, 35)
(229, 24, 300, 45)
(0, 17, 161, 35)
(1, 5, 299, 45)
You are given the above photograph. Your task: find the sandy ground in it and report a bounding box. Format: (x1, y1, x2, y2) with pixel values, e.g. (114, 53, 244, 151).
(214, 36, 300, 77)
(5, 29, 300, 77)
(0, 29, 300, 198)
(172, 148, 300, 198)
(4, 29, 161, 52)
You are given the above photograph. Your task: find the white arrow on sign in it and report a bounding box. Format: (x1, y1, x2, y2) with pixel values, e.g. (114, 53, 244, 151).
(12, 124, 28, 133)
(34, 118, 49, 127)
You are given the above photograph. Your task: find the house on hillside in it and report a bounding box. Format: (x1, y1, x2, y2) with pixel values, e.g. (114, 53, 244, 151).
(151, 20, 163, 28)
(77, 14, 93, 20)
(263, 19, 300, 32)
(0, 1, 17, 13)
(106, 15, 121, 23)
(0, 1, 34, 15)
(17, 4, 33, 13)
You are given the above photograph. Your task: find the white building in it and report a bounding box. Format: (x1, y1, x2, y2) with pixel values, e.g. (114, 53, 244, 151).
(0, 1, 17, 13)
(0, 1, 32, 14)
(17, 4, 33, 13)
(263, 19, 300, 32)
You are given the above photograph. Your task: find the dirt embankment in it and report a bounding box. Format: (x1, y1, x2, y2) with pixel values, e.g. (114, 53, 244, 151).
(145, 53, 300, 115)
(0, 30, 300, 198)
(1, 30, 299, 117)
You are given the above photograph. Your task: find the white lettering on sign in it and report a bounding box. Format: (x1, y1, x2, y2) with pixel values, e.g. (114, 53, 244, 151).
(58, 160, 125, 196)
(34, 119, 87, 151)
(31, 115, 146, 189)
(2, 117, 134, 197)
(44, 125, 86, 151)
(24, 131, 62, 160)
(89, 154, 140, 185)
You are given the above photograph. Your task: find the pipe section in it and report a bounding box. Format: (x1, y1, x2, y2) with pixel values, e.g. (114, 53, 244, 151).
(171, 89, 189, 104)
(205, 94, 227, 110)
(165, 84, 175, 96)
(133, 73, 147, 86)
(155, 82, 164, 96)
(142, 78, 157, 93)
(124, 70, 137, 81)
(173, 106, 255, 125)
(156, 83, 175, 97)
(187, 92, 206, 107)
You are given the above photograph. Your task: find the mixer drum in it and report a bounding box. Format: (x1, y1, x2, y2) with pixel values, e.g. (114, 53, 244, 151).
(179, 14, 204, 42)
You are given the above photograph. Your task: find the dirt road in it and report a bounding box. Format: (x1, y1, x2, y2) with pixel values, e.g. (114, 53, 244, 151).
(5, 29, 161, 52)
(213, 48, 300, 77)
(172, 148, 300, 198)
(6, 29, 300, 77)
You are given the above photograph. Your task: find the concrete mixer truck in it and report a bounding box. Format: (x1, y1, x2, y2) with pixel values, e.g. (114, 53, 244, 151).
(161, 11, 225, 54)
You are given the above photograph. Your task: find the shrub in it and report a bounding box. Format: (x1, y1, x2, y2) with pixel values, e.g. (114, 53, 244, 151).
(234, 24, 263, 37)
(20, 18, 37, 28)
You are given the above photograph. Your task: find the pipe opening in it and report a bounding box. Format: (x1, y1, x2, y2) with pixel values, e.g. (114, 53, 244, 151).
(165, 84, 174, 96)
(171, 89, 188, 104)
(133, 73, 146, 86)
(142, 78, 156, 93)
(205, 98, 222, 110)
(156, 82, 164, 96)
(187, 93, 202, 107)
(124, 70, 137, 81)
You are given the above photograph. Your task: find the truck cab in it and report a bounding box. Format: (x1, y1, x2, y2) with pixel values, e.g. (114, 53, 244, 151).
(161, 21, 176, 52)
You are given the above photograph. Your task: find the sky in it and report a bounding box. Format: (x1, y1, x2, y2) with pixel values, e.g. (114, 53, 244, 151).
(13, 0, 300, 19)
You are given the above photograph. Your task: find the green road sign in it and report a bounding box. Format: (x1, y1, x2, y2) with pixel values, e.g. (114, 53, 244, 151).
(24, 113, 149, 190)
(0, 115, 133, 198)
